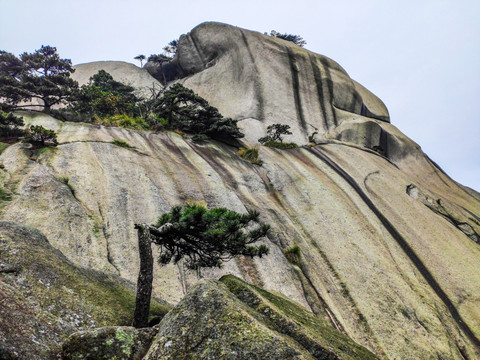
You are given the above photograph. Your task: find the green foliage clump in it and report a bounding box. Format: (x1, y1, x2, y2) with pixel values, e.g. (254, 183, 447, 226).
(0, 46, 78, 111)
(24, 125, 58, 147)
(0, 187, 12, 202)
(308, 131, 318, 144)
(261, 141, 298, 149)
(70, 70, 139, 118)
(153, 203, 270, 269)
(0, 111, 25, 138)
(57, 176, 75, 196)
(111, 139, 132, 148)
(267, 31, 306, 47)
(283, 245, 301, 266)
(95, 114, 149, 131)
(238, 146, 262, 166)
(144, 83, 244, 141)
(147, 54, 171, 63)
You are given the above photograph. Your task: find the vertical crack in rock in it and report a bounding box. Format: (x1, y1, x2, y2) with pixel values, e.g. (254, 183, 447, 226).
(98, 205, 120, 274)
(239, 29, 265, 120)
(309, 146, 480, 349)
(286, 47, 307, 134)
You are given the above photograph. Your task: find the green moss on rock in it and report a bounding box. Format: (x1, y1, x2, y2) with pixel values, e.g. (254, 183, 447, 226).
(60, 326, 156, 360)
(0, 221, 171, 359)
(144, 276, 378, 360)
(221, 275, 378, 360)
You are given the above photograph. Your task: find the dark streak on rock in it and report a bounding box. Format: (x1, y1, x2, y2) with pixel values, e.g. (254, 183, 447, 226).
(380, 128, 389, 158)
(188, 32, 206, 69)
(309, 54, 328, 131)
(239, 29, 265, 120)
(286, 47, 307, 134)
(308, 146, 480, 349)
(319, 58, 338, 126)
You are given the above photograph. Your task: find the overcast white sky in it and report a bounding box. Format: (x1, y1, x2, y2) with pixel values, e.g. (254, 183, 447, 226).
(1, 0, 479, 190)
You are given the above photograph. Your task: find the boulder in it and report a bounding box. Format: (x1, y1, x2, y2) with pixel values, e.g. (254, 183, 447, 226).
(72, 61, 163, 98)
(145, 276, 378, 360)
(61, 326, 156, 360)
(0, 221, 170, 359)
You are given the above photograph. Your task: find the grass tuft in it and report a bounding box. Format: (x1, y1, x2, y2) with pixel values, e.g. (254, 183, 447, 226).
(262, 141, 298, 149)
(111, 139, 132, 148)
(95, 114, 150, 131)
(238, 146, 262, 166)
(283, 245, 301, 266)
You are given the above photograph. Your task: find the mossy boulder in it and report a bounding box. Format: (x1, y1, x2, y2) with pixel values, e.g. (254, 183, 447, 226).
(144, 276, 378, 359)
(221, 275, 378, 360)
(60, 326, 156, 360)
(0, 221, 171, 359)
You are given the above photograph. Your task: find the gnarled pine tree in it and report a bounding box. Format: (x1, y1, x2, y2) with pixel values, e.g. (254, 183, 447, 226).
(133, 203, 270, 328)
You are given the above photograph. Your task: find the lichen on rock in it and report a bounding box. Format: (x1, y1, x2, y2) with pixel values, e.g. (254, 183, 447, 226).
(144, 276, 378, 360)
(60, 326, 156, 360)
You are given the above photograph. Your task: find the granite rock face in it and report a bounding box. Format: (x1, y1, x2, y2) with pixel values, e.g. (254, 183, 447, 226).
(61, 326, 156, 360)
(145, 276, 378, 360)
(145, 22, 389, 145)
(73, 61, 163, 98)
(1, 22, 480, 360)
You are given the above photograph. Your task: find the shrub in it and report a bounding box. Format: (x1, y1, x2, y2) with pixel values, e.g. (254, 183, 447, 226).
(95, 114, 150, 130)
(69, 70, 139, 118)
(284, 245, 301, 266)
(0, 187, 12, 202)
(267, 31, 306, 47)
(308, 131, 318, 144)
(111, 139, 132, 148)
(191, 134, 209, 143)
(24, 125, 58, 147)
(238, 146, 262, 166)
(57, 176, 75, 196)
(262, 141, 298, 149)
(146, 84, 243, 141)
(0, 112, 25, 138)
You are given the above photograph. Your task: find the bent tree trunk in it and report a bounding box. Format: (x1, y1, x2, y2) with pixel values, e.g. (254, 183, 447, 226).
(132, 224, 154, 328)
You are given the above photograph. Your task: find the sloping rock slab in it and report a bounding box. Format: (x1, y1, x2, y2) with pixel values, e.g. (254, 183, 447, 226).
(145, 277, 378, 360)
(0, 221, 170, 359)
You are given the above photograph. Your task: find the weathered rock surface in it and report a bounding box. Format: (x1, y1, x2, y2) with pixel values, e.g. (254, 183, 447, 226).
(72, 61, 163, 98)
(0, 221, 170, 359)
(61, 326, 156, 360)
(145, 22, 389, 145)
(145, 276, 377, 360)
(1, 22, 480, 360)
(2, 109, 479, 359)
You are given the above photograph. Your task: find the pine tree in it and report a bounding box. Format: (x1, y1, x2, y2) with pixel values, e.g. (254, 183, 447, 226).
(19, 45, 78, 111)
(132, 203, 270, 328)
(259, 124, 292, 144)
(268, 31, 307, 47)
(134, 54, 146, 67)
(148, 83, 244, 140)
